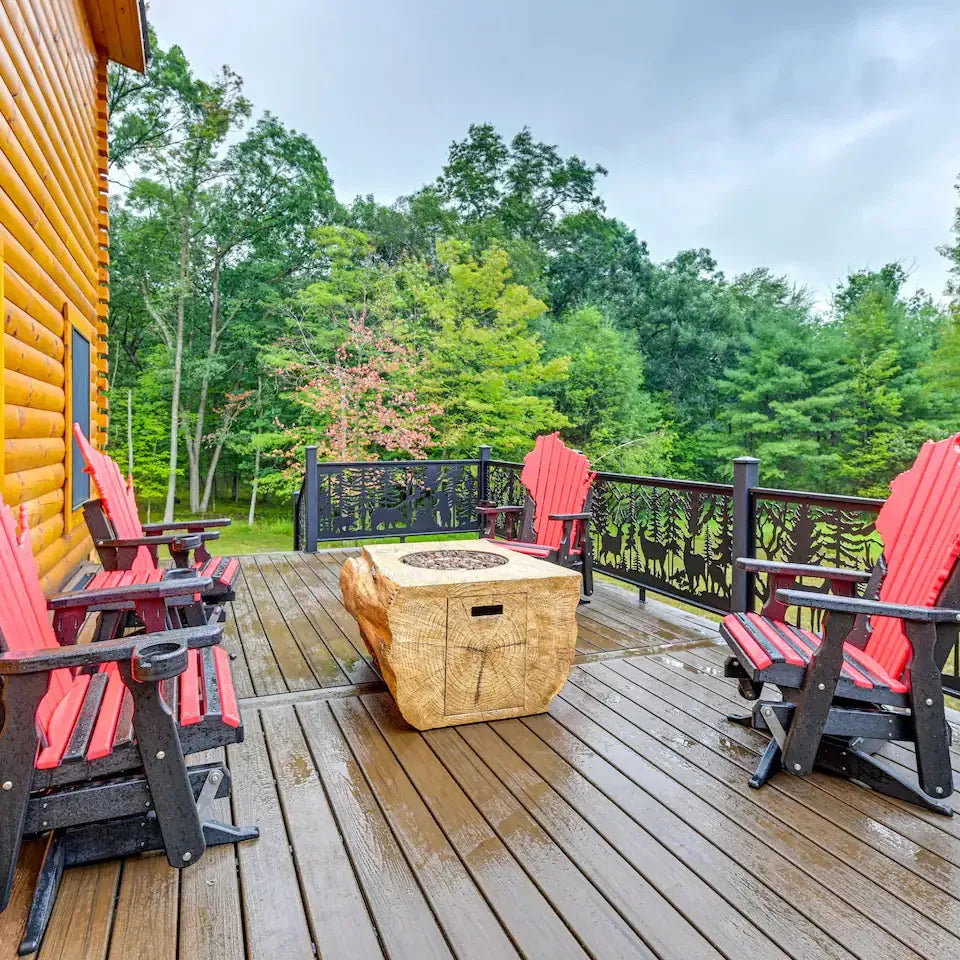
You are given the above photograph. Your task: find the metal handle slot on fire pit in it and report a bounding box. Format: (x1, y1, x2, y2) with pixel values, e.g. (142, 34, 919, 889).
(471, 604, 504, 617)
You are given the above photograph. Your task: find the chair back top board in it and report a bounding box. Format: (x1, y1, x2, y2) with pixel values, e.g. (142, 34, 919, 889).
(866, 433, 960, 680)
(73, 424, 153, 571)
(0, 505, 71, 732)
(520, 432, 597, 549)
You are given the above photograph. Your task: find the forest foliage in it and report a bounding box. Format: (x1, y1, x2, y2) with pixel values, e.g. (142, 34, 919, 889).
(107, 31, 960, 520)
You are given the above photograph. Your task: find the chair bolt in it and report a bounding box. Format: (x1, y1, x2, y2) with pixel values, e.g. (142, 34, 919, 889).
(1, 781, 11, 791)
(817, 683, 825, 691)
(793, 763, 802, 771)
(183, 851, 192, 862)
(156, 750, 165, 760)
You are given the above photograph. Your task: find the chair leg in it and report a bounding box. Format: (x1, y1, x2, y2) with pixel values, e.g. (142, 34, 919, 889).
(202, 821, 260, 845)
(749, 738, 782, 789)
(0, 674, 47, 910)
(816, 737, 952, 816)
(18, 831, 65, 956)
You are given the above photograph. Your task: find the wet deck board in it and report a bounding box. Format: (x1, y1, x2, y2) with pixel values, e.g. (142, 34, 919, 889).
(229, 549, 716, 696)
(4, 549, 960, 960)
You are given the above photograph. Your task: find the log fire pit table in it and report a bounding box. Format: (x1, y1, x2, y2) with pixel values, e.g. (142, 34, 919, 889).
(340, 540, 581, 729)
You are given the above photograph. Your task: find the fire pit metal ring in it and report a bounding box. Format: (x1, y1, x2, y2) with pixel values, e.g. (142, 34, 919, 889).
(400, 549, 509, 571)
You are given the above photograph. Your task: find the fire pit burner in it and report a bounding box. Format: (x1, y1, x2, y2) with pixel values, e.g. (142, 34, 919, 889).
(400, 549, 509, 571)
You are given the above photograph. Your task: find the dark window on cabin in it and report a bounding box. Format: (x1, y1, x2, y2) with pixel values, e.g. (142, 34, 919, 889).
(72, 327, 91, 510)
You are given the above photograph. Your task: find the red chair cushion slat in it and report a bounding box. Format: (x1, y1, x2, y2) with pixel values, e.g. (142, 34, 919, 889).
(86, 664, 127, 761)
(87, 568, 164, 591)
(491, 539, 582, 558)
(214, 646, 241, 728)
(866, 434, 960, 679)
(36, 675, 91, 770)
(0, 505, 72, 727)
(74, 424, 153, 570)
(179, 649, 203, 726)
(194, 556, 238, 586)
(519, 432, 596, 549)
(723, 613, 908, 695)
(219, 557, 240, 586)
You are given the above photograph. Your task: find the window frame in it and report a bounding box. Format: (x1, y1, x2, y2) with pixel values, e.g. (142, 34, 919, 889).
(63, 303, 96, 533)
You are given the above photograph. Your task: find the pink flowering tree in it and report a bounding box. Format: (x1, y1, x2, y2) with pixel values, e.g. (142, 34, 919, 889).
(277, 311, 441, 468)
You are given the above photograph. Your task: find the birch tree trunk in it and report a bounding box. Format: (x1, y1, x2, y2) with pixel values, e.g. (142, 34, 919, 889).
(163, 214, 191, 522)
(199, 439, 227, 513)
(247, 445, 261, 526)
(127, 390, 134, 478)
(247, 375, 263, 525)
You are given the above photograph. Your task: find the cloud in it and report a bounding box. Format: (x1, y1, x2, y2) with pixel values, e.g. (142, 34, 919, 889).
(146, 0, 960, 300)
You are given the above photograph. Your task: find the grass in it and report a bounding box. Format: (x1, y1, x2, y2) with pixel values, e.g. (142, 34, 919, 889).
(138, 493, 296, 556)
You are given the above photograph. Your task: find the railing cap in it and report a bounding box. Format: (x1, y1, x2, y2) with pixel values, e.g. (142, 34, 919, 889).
(733, 456, 760, 464)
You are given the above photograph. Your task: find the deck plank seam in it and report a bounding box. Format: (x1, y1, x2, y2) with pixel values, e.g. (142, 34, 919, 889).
(234, 562, 293, 697)
(628, 650, 960, 841)
(482, 716, 783, 960)
(320, 700, 461, 959)
(251, 554, 352, 689)
(560, 668, 960, 953)
(550, 682, 927, 960)
(579, 660, 960, 905)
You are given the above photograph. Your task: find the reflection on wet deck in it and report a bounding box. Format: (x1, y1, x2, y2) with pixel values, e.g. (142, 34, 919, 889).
(3, 549, 960, 959)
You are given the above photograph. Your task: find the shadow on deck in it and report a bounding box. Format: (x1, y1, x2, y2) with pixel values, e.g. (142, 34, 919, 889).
(3, 549, 960, 959)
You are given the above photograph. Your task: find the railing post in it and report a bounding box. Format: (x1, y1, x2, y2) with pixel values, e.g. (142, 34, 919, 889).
(478, 445, 491, 504)
(731, 456, 760, 612)
(304, 445, 319, 553)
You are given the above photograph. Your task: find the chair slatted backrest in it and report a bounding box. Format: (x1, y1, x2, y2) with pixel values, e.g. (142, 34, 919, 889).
(520, 432, 597, 549)
(73, 425, 153, 571)
(866, 433, 960, 680)
(0, 505, 71, 732)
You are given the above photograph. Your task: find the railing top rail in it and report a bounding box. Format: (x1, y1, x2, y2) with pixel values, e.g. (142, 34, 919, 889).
(594, 470, 734, 494)
(751, 487, 884, 511)
(316, 458, 480, 470)
(487, 459, 523, 468)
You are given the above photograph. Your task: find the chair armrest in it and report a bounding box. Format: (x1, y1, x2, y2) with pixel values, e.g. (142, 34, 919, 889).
(47, 575, 213, 609)
(0, 623, 222, 675)
(549, 512, 592, 521)
(141, 518, 232, 531)
(775, 589, 960, 623)
(96, 533, 216, 549)
(477, 505, 524, 515)
(738, 557, 871, 582)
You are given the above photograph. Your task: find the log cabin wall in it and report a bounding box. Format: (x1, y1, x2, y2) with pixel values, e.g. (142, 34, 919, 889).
(0, 0, 124, 591)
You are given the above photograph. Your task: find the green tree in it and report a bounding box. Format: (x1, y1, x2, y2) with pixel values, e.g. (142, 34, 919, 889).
(416, 241, 569, 458)
(713, 316, 849, 487)
(539, 306, 672, 473)
(433, 124, 606, 249)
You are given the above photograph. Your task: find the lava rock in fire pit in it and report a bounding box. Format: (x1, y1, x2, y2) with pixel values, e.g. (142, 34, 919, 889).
(400, 549, 509, 571)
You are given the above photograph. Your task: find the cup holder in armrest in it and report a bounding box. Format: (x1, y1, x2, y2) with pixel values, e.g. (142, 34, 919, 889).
(132, 638, 189, 683)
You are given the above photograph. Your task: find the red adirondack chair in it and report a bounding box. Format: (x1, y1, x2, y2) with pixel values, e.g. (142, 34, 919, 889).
(0, 503, 254, 954)
(479, 432, 597, 595)
(722, 434, 960, 813)
(73, 425, 239, 605)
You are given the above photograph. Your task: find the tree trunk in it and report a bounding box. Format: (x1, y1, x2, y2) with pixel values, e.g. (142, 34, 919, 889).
(126, 390, 134, 478)
(233, 471, 240, 501)
(163, 215, 191, 522)
(199, 439, 227, 514)
(248, 445, 261, 526)
(188, 256, 222, 513)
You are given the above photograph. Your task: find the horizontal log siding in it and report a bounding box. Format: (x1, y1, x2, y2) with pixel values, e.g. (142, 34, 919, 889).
(0, 0, 106, 591)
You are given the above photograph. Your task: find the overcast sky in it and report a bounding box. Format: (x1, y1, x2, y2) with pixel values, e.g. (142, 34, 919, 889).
(148, 0, 960, 304)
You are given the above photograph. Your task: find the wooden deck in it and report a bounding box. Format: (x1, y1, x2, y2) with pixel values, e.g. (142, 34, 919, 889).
(4, 548, 960, 960)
